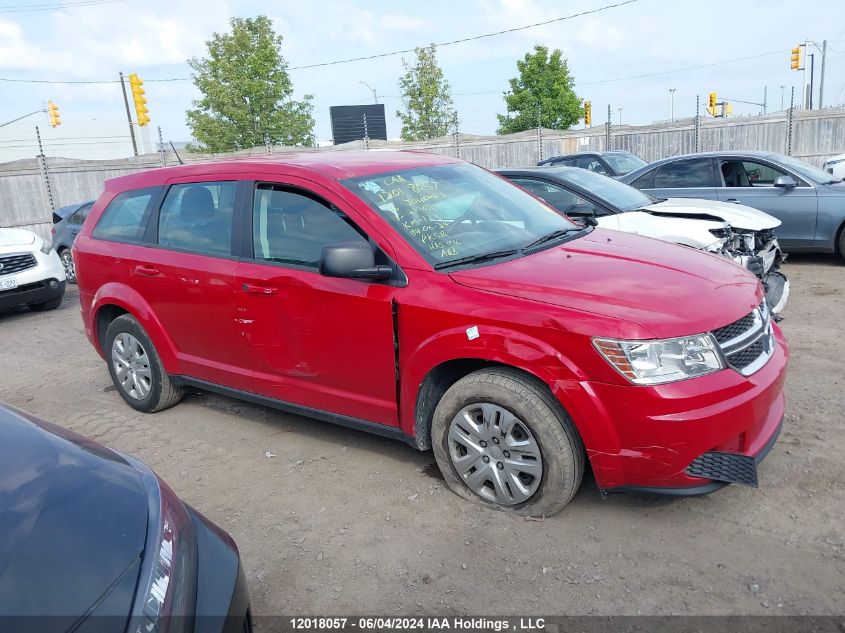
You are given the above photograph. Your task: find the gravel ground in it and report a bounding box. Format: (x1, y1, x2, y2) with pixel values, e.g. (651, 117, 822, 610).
(0, 255, 843, 617)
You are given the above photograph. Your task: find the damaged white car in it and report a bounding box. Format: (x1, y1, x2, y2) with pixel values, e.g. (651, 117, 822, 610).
(498, 166, 789, 315)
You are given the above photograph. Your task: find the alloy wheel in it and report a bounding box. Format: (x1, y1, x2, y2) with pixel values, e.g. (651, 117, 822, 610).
(60, 250, 75, 282)
(111, 332, 152, 400)
(448, 402, 543, 505)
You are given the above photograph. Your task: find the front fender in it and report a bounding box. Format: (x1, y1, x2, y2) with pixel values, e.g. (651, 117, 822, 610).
(90, 283, 179, 372)
(399, 324, 587, 438)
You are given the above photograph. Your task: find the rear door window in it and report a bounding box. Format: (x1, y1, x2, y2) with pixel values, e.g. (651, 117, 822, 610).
(652, 159, 716, 188)
(157, 181, 237, 256)
(92, 188, 158, 242)
(68, 202, 93, 225)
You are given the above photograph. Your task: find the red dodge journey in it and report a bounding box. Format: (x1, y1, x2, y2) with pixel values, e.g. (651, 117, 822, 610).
(73, 151, 788, 515)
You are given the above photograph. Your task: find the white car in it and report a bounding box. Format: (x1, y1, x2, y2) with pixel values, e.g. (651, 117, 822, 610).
(0, 228, 66, 312)
(822, 153, 845, 180)
(498, 167, 789, 315)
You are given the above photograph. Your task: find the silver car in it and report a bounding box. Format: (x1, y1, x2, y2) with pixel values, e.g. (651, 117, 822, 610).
(620, 151, 845, 259)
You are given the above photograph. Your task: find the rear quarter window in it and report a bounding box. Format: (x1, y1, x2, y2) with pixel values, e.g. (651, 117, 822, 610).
(92, 187, 160, 242)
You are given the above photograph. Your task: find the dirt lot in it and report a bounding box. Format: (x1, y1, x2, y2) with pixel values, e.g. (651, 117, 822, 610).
(1, 255, 843, 617)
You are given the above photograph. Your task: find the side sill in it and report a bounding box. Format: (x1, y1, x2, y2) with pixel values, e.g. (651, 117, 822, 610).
(171, 376, 419, 449)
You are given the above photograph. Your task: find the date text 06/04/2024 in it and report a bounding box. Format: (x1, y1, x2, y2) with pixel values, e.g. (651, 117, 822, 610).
(288, 617, 546, 631)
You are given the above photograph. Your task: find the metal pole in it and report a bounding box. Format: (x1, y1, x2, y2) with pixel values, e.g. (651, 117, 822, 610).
(362, 114, 370, 150)
(780, 86, 785, 111)
(802, 43, 807, 109)
(819, 40, 827, 109)
(606, 104, 612, 150)
(119, 72, 138, 157)
(786, 87, 795, 156)
(536, 102, 543, 162)
(763, 86, 767, 114)
(808, 54, 815, 110)
(35, 125, 55, 214)
(669, 88, 675, 121)
(157, 126, 166, 167)
(694, 94, 700, 152)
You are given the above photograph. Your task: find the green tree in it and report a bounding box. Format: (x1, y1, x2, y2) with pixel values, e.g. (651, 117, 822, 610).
(396, 44, 455, 141)
(497, 45, 581, 134)
(186, 15, 315, 152)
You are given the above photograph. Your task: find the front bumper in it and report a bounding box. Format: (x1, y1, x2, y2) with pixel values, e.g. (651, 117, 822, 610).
(0, 278, 65, 309)
(555, 324, 789, 492)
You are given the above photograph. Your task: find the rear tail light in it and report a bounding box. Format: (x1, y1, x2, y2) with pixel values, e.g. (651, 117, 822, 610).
(126, 460, 198, 633)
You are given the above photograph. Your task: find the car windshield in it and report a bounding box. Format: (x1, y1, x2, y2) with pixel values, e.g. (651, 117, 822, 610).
(601, 153, 648, 175)
(774, 154, 841, 184)
(556, 168, 656, 212)
(343, 163, 580, 268)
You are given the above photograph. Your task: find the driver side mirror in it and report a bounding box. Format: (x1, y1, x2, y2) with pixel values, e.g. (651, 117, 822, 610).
(319, 241, 391, 281)
(773, 175, 797, 188)
(581, 216, 598, 227)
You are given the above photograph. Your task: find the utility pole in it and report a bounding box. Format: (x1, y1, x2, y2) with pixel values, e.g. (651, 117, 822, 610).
(669, 88, 676, 121)
(617, 107, 623, 125)
(157, 126, 165, 166)
(35, 125, 55, 214)
(362, 114, 370, 150)
(780, 85, 785, 111)
(606, 104, 612, 150)
(359, 81, 378, 104)
(762, 86, 767, 114)
(694, 94, 701, 152)
(819, 39, 827, 108)
(808, 53, 815, 110)
(119, 72, 138, 157)
(536, 102, 543, 162)
(786, 87, 795, 156)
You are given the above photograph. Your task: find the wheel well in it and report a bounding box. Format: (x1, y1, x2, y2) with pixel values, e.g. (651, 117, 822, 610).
(836, 220, 845, 256)
(413, 359, 552, 450)
(95, 304, 128, 352)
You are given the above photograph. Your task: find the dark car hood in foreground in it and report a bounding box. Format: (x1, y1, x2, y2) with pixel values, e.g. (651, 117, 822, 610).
(451, 228, 762, 339)
(0, 405, 147, 623)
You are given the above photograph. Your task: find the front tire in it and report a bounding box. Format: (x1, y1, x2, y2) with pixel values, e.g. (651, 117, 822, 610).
(105, 314, 183, 413)
(431, 367, 584, 517)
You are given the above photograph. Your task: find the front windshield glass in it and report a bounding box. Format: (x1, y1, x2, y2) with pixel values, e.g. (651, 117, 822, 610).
(558, 168, 655, 212)
(343, 163, 579, 267)
(774, 154, 839, 184)
(602, 153, 648, 175)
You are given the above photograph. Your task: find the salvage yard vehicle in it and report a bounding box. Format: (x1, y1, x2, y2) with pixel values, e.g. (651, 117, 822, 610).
(498, 166, 789, 314)
(73, 151, 788, 516)
(51, 199, 94, 283)
(0, 402, 252, 632)
(0, 227, 65, 312)
(620, 150, 845, 259)
(823, 153, 845, 180)
(538, 150, 647, 177)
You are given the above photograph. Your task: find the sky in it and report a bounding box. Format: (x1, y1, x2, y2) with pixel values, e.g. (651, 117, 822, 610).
(1, 0, 844, 161)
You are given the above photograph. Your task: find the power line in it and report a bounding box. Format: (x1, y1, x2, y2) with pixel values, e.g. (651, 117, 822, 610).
(0, 0, 124, 13)
(0, 0, 639, 83)
(288, 0, 641, 69)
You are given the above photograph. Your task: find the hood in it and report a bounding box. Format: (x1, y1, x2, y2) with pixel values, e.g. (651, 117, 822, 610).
(0, 405, 146, 622)
(450, 228, 762, 339)
(0, 228, 37, 248)
(643, 198, 781, 231)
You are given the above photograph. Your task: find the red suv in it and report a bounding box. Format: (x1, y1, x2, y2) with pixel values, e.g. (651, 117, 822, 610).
(74, 151, 788, 516)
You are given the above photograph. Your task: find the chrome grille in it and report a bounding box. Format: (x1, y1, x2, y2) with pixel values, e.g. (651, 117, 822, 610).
(711, 302, 774, 376)
(0, 253, 37, 276)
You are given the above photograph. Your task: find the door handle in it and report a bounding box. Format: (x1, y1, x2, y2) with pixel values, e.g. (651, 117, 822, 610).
(135, 265, 161, 277)
(725, 198, 742, 204)
(241, 283, 278, 295)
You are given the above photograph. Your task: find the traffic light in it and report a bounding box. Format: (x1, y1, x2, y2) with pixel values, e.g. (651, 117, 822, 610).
(47, 100, 61, 127)
(583, 100, 592, 126)
(128, 73, 150, 126)
(790, 46, 802, 70)
(708, 92, 717, 108)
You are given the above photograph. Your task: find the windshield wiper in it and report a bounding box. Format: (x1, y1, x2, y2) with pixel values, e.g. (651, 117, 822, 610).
(521, 227, 584, 252)
(434, 249, 520, 270)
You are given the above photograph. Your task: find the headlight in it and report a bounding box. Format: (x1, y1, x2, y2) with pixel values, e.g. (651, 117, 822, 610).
(593, 334, 725, 385)
(39, 240, 53, 255)
(826, 157, 845, 166)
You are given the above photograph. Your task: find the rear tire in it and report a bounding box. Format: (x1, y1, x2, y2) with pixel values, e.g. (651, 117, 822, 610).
(59, 248, 76, 284)
(431, 367, 584, 517)
(28, 294, 63, 311)
(105, 314, 183, 413)
(838, 225, 845, 262)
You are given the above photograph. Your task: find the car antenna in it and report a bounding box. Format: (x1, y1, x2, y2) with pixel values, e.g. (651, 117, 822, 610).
(169, 141, 185, 165)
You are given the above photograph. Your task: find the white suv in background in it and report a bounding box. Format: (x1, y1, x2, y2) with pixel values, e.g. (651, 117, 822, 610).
(0, 228, 66, 312)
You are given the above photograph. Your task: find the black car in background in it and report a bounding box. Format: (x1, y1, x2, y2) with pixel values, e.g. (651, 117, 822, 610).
(0, 403, 251, 633)
(51, 200, 94, 283)
(538, 150, 647, 177)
